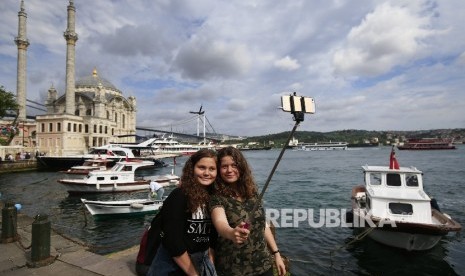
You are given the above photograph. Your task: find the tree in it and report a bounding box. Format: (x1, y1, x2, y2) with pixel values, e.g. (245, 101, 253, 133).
(0, 85, 19, 146)
(0, 86, 19, 118)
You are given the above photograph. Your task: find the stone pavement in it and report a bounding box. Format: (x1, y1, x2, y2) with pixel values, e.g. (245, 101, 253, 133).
(1, 212, 139, 276)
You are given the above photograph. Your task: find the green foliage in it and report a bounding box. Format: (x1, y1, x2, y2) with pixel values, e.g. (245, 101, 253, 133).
(0, 86, 19, 118)
(0, 85, 19, 145)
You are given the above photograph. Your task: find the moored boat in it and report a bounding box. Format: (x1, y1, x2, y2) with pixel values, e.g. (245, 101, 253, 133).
(58, 160, 179, 194)
(81, 198, 163, 216)
(37, 146, 133, 169)
(397, 138, 456, 150)
(37, 140, 172, 170)
(349, 148, 461, 250)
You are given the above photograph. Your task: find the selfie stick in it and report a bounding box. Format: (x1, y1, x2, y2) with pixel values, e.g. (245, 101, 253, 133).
(248, 94, 306, 222)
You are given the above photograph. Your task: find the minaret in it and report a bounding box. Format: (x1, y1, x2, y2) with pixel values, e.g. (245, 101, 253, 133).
(15, 0, 29, 121)
(63, 0, 78, 115)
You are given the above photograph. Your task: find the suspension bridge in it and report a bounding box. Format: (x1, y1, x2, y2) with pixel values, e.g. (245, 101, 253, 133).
(4, 98, 225, 143)
(135, 105, 223, 143)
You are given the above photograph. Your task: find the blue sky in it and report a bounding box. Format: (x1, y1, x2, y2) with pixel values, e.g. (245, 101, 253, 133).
(1, 0, 464, 136)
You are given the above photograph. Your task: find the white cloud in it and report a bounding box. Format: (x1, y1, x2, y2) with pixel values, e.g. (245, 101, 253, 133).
(333, 2, 434, 77)
(1, 0, 465, 136)
(274, 56, 301, 71)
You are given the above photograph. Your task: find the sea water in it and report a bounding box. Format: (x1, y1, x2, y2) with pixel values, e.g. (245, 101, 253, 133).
(1, 146, 464, 275)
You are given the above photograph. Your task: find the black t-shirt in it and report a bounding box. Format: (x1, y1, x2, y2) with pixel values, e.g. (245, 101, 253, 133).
(161, 187, 217, 257)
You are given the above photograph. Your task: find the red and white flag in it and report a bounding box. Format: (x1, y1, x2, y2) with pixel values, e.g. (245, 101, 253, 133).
(389, 147, 400, 170)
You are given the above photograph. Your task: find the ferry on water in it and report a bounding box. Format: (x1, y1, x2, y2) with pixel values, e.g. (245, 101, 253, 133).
(293, 141, 348, 151)
(397, 138, 456, 150)
(288, 137, 348, 150)
(150, 134, 216, 156)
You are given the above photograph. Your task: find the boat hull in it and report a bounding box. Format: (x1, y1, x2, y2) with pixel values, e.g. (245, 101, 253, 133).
(81, 198, 162, 216)
(351, 186, 461, 251)
(366, 228, 442, 251)
(58, 174, 179, 194)
(397, 146, 456, 150)
(37, 156, 103, 169)
(351, 209, 451, 251)
(58, 180, 151, 194)
(37, 156, 166, 170)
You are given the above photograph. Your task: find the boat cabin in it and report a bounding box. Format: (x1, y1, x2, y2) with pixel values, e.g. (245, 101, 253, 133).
(108, 160, 150, 172)
(362, 165, 432, 224)
(82, 160, 154, 183)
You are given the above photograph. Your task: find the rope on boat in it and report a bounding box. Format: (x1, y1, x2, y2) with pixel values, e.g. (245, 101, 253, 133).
(328, 227, 375, 267)
(287, 257, 314, 264)
(282, 227, 376, 268)
(28, 178, 49, 185)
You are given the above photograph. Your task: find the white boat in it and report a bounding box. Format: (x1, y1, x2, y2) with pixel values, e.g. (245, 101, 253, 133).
(37, 145, 136, 169)
(150, 134, 216, 156)
(58, 160, 179, 194)
(37, 139, 172, 170)
(81, 198, 163, 216)
(294, 141, 348, 151)
(349, 149, 461, 251)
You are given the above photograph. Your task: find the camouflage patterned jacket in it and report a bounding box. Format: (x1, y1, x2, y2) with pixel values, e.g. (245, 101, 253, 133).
(210, 195, 272, 275)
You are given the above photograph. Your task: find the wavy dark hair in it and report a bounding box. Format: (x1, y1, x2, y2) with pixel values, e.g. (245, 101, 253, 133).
(214, 146, 258, 199)
(180, 148, 217, 213)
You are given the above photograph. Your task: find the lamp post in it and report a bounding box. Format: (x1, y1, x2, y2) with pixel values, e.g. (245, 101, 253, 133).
(22, 120, 25, 146)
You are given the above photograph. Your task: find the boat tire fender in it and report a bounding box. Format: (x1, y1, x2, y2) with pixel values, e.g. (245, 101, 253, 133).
(131, 203, 144, 209)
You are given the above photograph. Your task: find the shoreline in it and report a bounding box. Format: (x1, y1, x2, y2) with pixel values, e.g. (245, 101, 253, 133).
(0, 160, 37, 174)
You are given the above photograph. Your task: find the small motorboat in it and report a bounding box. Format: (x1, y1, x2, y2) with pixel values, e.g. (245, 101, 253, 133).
(350, 148, 461, 251)
(81, 198, 163, 216)
(58, 160, 179, 194)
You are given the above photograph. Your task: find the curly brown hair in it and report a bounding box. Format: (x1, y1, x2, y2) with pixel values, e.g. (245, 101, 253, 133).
(214, 146, 258, 199)
(180, 149, 217, 213)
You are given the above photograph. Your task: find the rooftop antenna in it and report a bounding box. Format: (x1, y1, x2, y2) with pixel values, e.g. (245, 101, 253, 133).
(245, 92, 315, 228)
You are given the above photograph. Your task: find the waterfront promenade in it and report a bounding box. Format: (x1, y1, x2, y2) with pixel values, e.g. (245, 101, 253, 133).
(0, 160, 37, 174)
(0, 209, 139, 275)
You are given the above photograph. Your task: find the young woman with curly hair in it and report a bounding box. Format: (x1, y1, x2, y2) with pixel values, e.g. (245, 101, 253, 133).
(148, 149, 218, 276)
(210, 146, 286, 276)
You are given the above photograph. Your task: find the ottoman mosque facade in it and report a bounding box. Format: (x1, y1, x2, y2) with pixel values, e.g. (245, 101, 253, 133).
(13, 0, 136, 156)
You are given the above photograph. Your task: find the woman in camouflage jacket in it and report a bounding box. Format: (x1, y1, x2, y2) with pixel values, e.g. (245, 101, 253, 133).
(210, 146, 286, 276)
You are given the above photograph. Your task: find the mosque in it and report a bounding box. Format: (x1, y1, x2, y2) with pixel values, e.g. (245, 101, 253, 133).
(4, 0, 136, 156)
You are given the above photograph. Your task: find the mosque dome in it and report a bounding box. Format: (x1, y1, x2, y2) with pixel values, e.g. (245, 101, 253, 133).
(75, 68, 121, 94)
